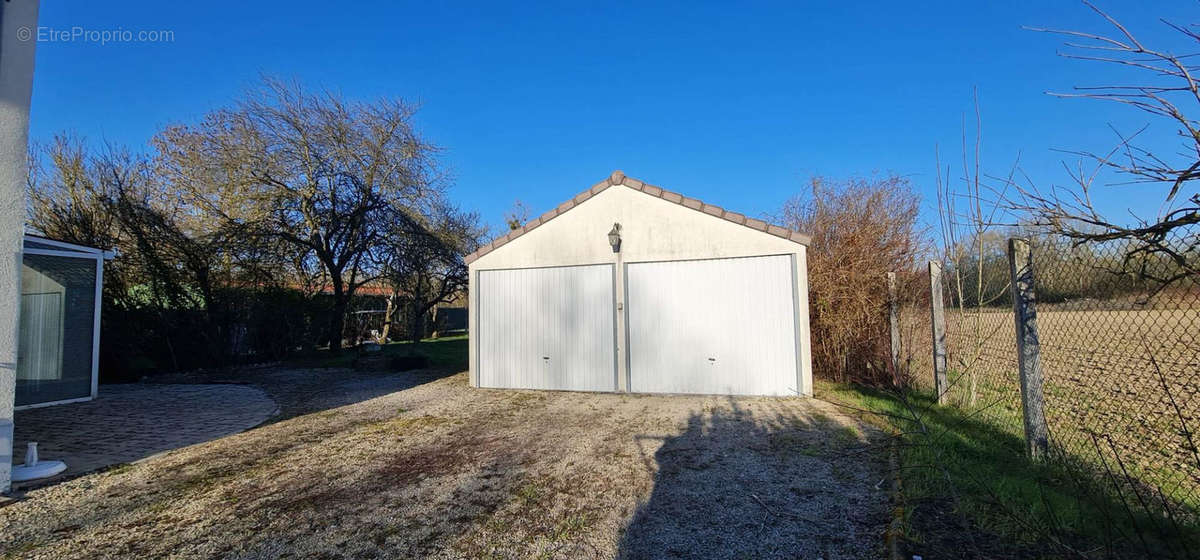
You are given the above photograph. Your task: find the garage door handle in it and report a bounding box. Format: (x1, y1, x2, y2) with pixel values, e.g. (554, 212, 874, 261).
(542, 356, 550, 360)
(707, 357, 716, 362)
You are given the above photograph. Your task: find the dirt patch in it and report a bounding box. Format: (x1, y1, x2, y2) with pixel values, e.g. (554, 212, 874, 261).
(0, 371, 889, 559)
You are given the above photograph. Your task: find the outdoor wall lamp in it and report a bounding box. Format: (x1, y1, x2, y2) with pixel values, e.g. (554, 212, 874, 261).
(608, 223, 622, 253)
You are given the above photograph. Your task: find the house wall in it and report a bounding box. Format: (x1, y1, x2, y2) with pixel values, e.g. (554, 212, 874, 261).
(468, 184, 813, 396)
(0, 0, 39, 492)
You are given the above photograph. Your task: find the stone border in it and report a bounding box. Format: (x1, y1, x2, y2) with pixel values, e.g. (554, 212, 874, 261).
(464, 170, 811, 265)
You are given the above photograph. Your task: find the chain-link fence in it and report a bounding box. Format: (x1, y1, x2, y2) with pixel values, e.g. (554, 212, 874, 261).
(898, 266, 1025, 437)
(895, 227, 1200, 554)
(1034, 236, 1199, 523)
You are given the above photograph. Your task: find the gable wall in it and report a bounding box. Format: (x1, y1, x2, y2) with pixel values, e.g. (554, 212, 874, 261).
(469, 186, 803, 270)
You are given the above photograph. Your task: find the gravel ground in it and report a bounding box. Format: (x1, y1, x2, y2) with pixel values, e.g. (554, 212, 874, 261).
(0, 370, 889, 559)
(146, 364, 454, 421)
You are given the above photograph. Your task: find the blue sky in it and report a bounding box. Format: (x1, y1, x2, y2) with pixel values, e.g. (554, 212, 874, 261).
(27, 1, 1198, 236)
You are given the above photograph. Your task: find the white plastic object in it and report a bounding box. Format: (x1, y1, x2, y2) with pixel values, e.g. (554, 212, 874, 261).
(11, 442, 67, 482)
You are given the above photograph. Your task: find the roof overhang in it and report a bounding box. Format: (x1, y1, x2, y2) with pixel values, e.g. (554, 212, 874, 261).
(23, 233, 117, 259)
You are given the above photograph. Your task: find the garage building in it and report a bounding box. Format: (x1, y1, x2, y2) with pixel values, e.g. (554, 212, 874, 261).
(465, 171, 813, 397)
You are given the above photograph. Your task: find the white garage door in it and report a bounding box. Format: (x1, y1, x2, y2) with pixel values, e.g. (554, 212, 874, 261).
(626, 255, 799, 396)
(478, 264, 616, 391)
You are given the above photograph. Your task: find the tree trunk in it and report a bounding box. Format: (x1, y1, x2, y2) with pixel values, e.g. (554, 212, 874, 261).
(328, 297, 347, 353)
(328, 273, 348, 353)
(408, 279, 424, 352)
(379, 294, 395, 343)
(409, 305, 424, 347)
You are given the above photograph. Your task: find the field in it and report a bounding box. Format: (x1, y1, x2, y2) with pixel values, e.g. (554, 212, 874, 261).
(901, 306, 1200, 515)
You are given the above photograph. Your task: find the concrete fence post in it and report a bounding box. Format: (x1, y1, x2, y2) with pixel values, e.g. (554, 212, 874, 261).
(1007, 238, 1050, 461)
(928, 261, 949, 404)
(887, 272, 901, 387)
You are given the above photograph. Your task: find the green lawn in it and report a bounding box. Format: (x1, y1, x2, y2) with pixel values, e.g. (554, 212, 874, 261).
(289, 335, 469, 371)
(816, 380, 1200, 558)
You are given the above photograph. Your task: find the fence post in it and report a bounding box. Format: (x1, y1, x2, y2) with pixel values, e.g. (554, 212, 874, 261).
(1007, 238, 1049, 461)
(928, 261, 949, 404)
(887, 272, 901, 387)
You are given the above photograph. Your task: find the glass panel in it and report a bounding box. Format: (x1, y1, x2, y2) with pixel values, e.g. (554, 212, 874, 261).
(16, 254, 96, 406)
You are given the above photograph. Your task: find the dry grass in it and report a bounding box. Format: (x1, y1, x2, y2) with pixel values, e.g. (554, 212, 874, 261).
(779, 175, 924, 384)
(0, 372, 889, 559)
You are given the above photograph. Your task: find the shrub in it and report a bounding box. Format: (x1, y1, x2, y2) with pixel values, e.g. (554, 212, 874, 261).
(780, 175, 926, 384)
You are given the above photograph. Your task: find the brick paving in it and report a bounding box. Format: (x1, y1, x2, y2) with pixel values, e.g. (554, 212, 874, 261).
(12, 384, 276, 481)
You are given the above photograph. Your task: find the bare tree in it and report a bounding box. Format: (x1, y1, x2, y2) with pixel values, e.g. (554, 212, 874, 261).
(27, 136, 263, 371)
(26, 136, 228, 312)
(379, 202, 482, 348)
(27, 135, 123, 251)
(155, 78, 444, 352)
(1015, 2, 1200, 285)
(503, 199, 529, 231)
(934, 90, 1021, 405)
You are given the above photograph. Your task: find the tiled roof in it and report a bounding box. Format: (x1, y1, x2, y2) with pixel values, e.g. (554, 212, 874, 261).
(464, 170, 811, 265)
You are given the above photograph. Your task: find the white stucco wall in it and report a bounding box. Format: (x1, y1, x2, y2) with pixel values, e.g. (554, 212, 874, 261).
(471, 185, 804, 268)
(0, 0, 39, 492)
(468, 183, 813, 396)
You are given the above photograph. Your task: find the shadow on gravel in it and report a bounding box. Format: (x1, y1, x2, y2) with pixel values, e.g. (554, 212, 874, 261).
(146, 337, 470, 421)
(182, 365, 462, 421)
(265, 367, 460, 421)
(617, 399, 889, 560)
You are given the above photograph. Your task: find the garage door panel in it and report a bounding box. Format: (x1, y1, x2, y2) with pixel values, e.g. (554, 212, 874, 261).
(478, 265, 615, 391)
(627, 255, 798, 396)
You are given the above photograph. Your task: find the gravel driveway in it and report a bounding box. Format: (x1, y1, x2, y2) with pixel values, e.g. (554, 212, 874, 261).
(0, 370, 889, 559)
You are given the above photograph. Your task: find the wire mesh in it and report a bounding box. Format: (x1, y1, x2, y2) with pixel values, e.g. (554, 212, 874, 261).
(1030, 232, 1200, 521)
(895, 226, 1200, 551)
(897, 268, 1025, 438)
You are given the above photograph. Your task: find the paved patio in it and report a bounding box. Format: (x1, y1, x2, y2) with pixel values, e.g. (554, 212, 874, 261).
(12, 383, 276, 483)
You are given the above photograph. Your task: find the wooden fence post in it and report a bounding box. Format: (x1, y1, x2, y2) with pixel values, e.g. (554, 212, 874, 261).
(928, 261, 949, 404)
(1007, 238, 1050, 461)
(887, 272, 901, 387)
